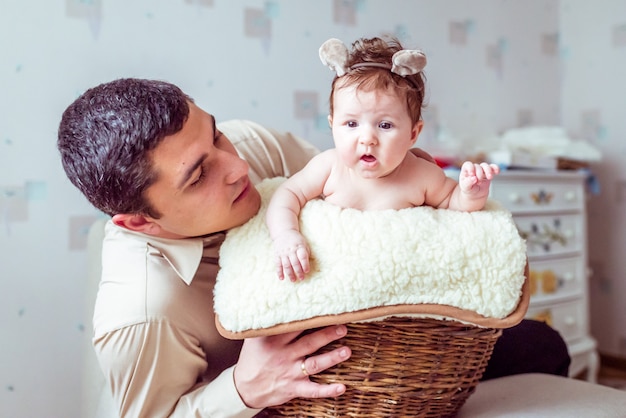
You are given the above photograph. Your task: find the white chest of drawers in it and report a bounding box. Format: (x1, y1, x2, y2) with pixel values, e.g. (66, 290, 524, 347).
(490, 170, 599, 382)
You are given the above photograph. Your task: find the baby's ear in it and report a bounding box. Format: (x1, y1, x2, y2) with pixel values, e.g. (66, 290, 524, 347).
(410, 120, 424, 144)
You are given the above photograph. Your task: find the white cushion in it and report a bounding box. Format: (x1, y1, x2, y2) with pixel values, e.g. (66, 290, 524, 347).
(458, 373, 626, 417)
(215, 177, 527, 338)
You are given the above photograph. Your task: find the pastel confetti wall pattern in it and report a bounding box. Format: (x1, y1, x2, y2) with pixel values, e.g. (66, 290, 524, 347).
(1, 1, 626, 417)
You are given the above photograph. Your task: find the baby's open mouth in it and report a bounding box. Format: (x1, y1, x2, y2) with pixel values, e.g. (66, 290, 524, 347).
(361, 154, 376, 163)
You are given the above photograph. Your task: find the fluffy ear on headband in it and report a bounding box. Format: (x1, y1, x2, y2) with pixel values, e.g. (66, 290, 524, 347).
(319, 38, 427, 77)
(391, 49, 427, 76)
(319, 38, 350, 76)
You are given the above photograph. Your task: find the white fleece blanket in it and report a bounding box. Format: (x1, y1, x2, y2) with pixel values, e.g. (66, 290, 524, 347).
(214, 177, 527, 336)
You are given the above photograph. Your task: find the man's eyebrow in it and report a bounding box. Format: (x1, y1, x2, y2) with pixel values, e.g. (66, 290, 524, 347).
(176, 115, 215, 189)
(177, 156, 206, 190)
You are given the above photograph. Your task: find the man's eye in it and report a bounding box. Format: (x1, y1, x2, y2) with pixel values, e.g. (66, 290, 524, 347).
(190, 169, 206, 188)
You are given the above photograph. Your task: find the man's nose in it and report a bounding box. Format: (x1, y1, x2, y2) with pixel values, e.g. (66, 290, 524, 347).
(224, 152, 250, 184)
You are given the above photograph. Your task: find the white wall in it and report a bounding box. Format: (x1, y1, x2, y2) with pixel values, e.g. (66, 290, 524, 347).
(559, 0, 626, 359)
(0, 1, 623, 417)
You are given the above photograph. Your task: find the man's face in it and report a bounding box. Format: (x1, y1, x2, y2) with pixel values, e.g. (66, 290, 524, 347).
(143, 103, 261, 238)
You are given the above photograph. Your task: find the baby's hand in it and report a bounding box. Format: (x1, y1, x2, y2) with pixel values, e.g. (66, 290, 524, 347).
(459, 161, 500, 196)
(272, 230, 311, 281)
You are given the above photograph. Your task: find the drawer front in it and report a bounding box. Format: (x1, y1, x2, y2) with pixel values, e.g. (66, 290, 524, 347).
(490, 178, 583, 214)
(526, 300, 586, 343)
(528, 257, 585, 303)
(514, 213, 584, 257)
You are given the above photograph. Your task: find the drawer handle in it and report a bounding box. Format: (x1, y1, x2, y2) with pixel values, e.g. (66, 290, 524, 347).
(565, 316, 577, 326)
(531, 190, 554, 204)
(563, 272, 575, 281)
(518, 222, 568, 251)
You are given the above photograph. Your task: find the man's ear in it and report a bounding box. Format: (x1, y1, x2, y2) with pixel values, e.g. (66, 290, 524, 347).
(112, 213, 162, 236)
(410, 120, 424, 145)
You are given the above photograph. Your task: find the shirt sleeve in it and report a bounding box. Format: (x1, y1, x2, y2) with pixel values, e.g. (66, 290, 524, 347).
(218, 119, 320, 184)
(94, 321, 260, 418)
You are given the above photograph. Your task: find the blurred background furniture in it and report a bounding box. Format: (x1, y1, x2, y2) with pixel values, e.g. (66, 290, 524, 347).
(490, 170, 599, 382)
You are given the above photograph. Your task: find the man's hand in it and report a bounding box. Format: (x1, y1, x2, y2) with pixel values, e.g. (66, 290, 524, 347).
(410, 147, 436, 164)
(234, 325, 352, 408)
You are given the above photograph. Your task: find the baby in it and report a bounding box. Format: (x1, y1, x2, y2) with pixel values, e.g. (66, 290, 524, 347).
(266, 36, 499, 281)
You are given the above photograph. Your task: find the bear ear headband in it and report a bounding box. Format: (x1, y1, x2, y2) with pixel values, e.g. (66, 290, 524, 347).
(319, 38, 427, 77)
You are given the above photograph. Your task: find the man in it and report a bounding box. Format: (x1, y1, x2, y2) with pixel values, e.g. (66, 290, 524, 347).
(58, 78, 569, 417)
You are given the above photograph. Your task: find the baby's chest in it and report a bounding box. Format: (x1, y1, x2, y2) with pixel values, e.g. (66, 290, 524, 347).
(324, 180, 424, 210)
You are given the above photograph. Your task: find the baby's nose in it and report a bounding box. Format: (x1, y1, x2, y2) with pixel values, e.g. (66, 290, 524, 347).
(359, 130, 378, 146)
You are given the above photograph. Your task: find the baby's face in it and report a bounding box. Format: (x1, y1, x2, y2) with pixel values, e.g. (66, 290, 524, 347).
(329, 85, 420, 179)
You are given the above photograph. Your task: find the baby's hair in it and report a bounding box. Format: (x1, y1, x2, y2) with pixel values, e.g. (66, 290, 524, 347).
(328, 36, 426, 125)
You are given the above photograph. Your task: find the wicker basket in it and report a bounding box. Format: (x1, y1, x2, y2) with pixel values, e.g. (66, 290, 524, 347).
(264, 316, 502, 418)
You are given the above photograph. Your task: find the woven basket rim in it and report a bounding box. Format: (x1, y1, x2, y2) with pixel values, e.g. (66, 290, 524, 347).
(266, 317, 502, 418)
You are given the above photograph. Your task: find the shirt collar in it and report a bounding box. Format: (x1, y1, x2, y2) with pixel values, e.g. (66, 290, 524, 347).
(105, 221, 224, 285)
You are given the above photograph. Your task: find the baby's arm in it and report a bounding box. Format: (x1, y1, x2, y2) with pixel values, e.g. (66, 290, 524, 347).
(449, 161, 500, 211)
(421, 160, 499, 212)
(266, 151, 334, 281)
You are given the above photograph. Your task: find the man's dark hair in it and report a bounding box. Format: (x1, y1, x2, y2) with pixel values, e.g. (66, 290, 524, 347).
(58, 78, 191, 217)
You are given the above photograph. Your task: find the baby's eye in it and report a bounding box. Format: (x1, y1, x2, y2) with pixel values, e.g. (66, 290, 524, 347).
(379, 121, 393, 129)
(347, 121, 358, 128)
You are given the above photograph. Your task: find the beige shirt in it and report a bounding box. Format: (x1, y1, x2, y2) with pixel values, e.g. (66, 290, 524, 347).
(93, 120, 318, 418)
